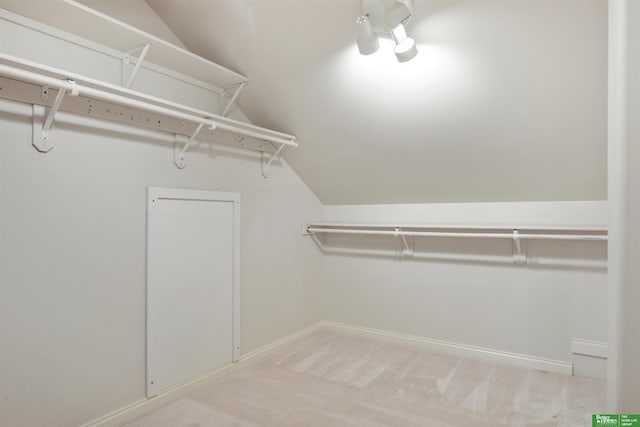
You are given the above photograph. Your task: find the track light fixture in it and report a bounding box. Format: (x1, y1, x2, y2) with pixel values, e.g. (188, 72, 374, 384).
(356, 15, 380, 55)
(356, 0, 418, 62)
(391, 23, 417, 62)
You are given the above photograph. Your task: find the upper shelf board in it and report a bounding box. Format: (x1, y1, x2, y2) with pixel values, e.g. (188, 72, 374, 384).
(0, 0, 248, 89)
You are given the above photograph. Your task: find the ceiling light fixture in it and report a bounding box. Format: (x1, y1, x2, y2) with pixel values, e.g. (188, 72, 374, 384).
(391, 23, 417, 62)
(356, 0, 418, 62)
(356, 15, 380, 55)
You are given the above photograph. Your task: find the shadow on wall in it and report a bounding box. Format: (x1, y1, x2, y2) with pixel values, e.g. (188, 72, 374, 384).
(311, 233, 607, 272)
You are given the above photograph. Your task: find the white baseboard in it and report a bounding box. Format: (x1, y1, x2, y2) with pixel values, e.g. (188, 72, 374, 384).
(82, 320, 575, 426)
(80, 322, 325, 427)
(571, 339, 607, 379)
(321, 321, 574, 375)
(572, 339, 608, 359)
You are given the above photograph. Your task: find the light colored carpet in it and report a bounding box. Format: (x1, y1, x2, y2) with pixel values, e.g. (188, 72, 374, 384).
(123, 330, 605, 427)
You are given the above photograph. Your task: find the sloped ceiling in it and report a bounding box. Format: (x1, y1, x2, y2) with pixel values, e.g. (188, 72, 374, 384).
(79, 0, 189, 48)
(144, 0, 607, 204)
(9, 0, 608, 204)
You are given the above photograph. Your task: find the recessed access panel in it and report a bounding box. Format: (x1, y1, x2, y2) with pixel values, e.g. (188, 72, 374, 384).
(146, 187, 240, 397)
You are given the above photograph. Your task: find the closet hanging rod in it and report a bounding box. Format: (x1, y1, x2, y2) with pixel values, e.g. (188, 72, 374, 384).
(0, 63, 298, 148)
(305, 226, 608, 241)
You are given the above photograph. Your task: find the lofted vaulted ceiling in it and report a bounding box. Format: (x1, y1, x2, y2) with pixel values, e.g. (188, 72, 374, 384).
(145, 0, 607, 204)
(11, 0, 609, 204)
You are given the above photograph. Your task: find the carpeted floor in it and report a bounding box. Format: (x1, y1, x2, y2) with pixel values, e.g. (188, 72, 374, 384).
(123, 330, 605, 427)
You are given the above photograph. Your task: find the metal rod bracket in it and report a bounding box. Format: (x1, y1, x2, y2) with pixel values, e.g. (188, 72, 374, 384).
(32, 81, 76, 152)
(261, 152, 271, 178)
(173, 121, 215, 168)
(221, 82, 247, 117)
(122, 41, 153, 89)
(512, 229, 527, 266)
(261, 142, 289, 178)
(394, 227, 414, 258)
(32, 104, 52, 152)
(173, 135, 188, 169)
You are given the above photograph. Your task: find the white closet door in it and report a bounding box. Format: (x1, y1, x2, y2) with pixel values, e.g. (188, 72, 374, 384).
(146, 187, 240, 397)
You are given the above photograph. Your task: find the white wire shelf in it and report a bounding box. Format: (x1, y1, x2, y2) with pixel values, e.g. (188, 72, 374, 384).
(0, 53, 296, 142)
(0, 0, 247, 89)
(0, 1, 297, 173)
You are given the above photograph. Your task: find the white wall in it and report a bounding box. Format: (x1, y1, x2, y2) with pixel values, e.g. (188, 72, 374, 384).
(0, 19, 322, 427)
(320, 201, 607, 227)
(320, 202, 607, 375)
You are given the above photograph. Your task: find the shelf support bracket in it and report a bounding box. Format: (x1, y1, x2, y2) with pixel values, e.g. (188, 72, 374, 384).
(261, 142, 287, 178)
(174, 121, 215, 169)
(512, 229, 527, 266)
(33, 81, 78, 152)
(394, 228, 414, 258)
(122, 41, 153, 89)
(221, 82, 247, 117)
